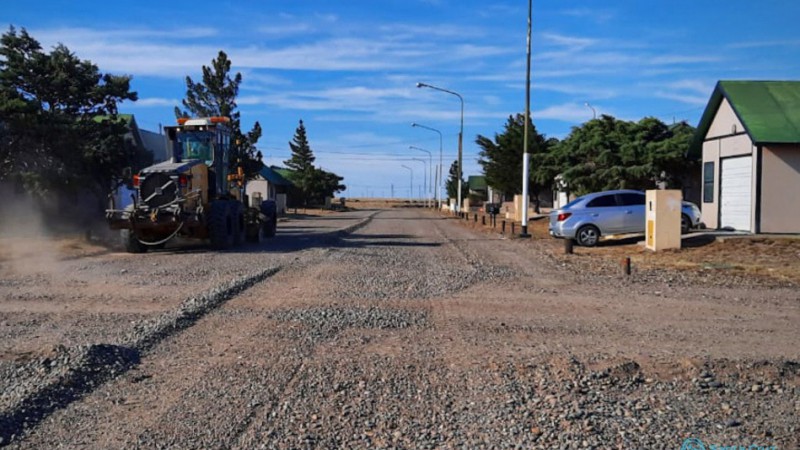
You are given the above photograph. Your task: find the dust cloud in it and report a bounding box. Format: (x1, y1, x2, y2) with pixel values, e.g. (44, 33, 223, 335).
(0, 184, 74, 277)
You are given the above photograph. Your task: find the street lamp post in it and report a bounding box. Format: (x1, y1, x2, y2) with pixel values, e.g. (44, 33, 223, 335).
(411, 123, 443, 209)
(585, 102, 596, 120)
(520, 0, 532, 238)
(416, 82, 464, 214)
(409, 146, 433, 207)
(411, 157, 427, 201)
(401, 164, 413, 201)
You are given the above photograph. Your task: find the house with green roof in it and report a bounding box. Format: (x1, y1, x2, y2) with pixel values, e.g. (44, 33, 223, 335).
(245, 165, 295, 215)
(467, 175, 488, 200)
(693, 80, 800, 233)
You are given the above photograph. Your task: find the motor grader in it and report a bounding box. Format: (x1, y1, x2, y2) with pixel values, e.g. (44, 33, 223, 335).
(106, 117, 276, 253)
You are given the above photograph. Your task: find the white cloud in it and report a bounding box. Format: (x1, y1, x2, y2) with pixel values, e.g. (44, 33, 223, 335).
(559, 8, 615, 23)
(665, 79, 714, 95)
(728, 39, 800, 49)
(130, 97, 180, 107)
(653, 91, 709, 106)
(540, 32, 597, 50)
(533, 103, 596, 122)
(649, 55, 722, 65)
(256, 23, 313, 36)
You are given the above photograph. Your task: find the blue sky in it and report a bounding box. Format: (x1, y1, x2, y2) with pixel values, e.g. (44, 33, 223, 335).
(4, 1, 800, 198)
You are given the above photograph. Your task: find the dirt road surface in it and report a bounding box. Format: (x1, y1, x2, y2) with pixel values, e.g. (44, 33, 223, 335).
(1, 207, 798, 449)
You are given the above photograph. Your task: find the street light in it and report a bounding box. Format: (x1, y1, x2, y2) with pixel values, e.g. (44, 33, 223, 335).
(401, 164, 413, 201)
(585, 102, 596, 120)
(411, 157, 427, 200)
(416, 82, 464, 214)
(409, 145, 433, 207)
(520, 0, 532, 238)
(410, 123, 442, 209)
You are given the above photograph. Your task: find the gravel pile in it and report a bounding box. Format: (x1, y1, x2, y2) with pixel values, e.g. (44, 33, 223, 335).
(121, 266, 281, 351)
(0, 343, 139, 445)
(269, 305, 428, 342)
(234, 354, 798, 449)
(0, 265, 282, 445)
(327, 244, 516, 301)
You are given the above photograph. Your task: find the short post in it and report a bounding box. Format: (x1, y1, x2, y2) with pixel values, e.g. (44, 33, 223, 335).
(501, 220, 506, 234)
(474, 213, 478, 223)
(511, 222, 516, 234)
(482, 215, 486, 226)
(564, 239, 574, 254)
(622, 257, 631, 276)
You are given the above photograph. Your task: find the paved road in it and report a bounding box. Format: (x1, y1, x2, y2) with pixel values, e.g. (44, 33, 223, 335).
(2, 207, 798, 449)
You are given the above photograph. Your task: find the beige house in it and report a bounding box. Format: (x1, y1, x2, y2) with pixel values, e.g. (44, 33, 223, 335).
(692, 81, 800, 233)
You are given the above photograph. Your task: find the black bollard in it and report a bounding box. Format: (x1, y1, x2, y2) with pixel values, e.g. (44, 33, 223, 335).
(564, 239, 574, 254)
(622, 257, 631, 276)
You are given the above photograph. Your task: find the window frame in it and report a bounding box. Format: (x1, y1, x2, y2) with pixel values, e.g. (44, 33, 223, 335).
(703, 161, 715, 203)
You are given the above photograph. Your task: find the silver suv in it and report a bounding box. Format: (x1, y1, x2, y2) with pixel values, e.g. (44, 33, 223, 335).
(549, 189, 703, 246)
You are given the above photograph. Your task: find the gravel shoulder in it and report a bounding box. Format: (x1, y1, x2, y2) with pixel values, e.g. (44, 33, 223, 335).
(2, 207, 798, 449)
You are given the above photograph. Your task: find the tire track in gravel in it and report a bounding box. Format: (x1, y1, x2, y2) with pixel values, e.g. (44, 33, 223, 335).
(2, 211, 380, 447)
(7, 255, 318, 449)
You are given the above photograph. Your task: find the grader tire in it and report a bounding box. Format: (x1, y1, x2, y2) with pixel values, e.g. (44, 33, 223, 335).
(121, 229, 147, 254)
(264, 216, 277, 238)
(246, 220, 265, 244)
(232, 202, 245, 246)
(208, 201, 234, 250)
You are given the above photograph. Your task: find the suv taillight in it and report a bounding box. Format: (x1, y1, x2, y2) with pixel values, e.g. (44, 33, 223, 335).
(132, 175, 140, 187)
(557, 212, 572, 222)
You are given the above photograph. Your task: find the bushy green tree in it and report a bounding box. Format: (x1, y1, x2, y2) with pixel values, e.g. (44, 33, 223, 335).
(476, 113, 554, 210)
(175, 50, 262, 178)
(544, 115, 697, 195)
(0, 26, 139, 205)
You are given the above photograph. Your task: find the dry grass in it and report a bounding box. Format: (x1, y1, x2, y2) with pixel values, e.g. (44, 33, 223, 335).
(532, 218, 800, 285)
(451, 211, 800, 285)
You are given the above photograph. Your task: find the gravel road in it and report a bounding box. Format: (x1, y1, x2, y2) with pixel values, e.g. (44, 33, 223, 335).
(1, 207, 798, 449)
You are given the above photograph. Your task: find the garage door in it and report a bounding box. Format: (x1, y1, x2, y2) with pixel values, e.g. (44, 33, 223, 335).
(720, 156, 752, 231)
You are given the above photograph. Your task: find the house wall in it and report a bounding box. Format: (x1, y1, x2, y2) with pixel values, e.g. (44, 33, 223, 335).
(707, 98, 744, 139)
(246, 180, 275, 205)
(760, 144, 800, 233)
(701, 98, 756, 230)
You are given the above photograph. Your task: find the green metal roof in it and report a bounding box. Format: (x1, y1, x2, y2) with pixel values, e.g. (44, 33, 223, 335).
(468, 175, 487, 191)
(690, 81, 800, 156)
(260, 165, 294, 186)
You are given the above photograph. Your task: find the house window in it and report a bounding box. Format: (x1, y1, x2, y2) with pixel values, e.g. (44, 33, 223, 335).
(703, 162, 714, 203)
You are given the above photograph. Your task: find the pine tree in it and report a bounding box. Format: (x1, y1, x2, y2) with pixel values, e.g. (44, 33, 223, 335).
(476, 113, 551, 205)
(175, 51, 262, 178)
(284, 120, 315, 172)
(446, 160, 464, 200)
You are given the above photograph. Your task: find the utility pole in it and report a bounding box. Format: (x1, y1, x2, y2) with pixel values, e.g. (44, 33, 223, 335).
(520, 0, 532, 238)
